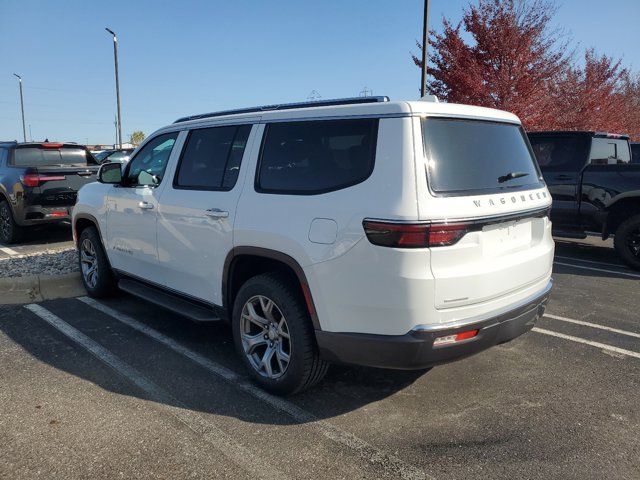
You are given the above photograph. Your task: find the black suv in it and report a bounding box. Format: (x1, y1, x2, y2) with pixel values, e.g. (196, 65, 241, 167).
(528, 131, 640, 269)
(0, 141, 99, 243)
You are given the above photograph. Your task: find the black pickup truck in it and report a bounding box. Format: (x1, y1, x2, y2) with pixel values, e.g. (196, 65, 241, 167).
(528, 131, 640, 270)
(0, 141, 99, 243)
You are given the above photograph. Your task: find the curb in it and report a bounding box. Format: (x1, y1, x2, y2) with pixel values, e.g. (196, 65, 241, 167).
(0, 272, 85, 305)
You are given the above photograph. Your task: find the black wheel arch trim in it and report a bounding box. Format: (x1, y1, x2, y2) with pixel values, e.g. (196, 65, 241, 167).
(223, 247, 322, 330)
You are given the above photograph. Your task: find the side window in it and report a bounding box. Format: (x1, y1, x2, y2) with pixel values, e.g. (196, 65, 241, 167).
(529, 136, 589, 171)
(125, 132, 178, 186)
(589, 138, 631, 165)
(256, 118, 378, 195)
(174, 124, 251, 190)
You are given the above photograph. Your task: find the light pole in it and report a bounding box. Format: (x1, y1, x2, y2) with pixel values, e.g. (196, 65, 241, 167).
(13, 73, 26, 142)
(105, 27, 123, 148)
(420, 0, 430, 98)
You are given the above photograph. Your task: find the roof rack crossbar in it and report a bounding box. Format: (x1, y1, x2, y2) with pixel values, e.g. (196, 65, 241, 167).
(173, 96, 390, 124)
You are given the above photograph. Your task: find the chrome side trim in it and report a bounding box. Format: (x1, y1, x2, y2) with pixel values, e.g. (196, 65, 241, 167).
(410, 279, 553, 333)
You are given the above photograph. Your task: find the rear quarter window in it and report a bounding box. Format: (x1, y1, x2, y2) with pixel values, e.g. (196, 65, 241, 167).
(256, 118, 378, 195)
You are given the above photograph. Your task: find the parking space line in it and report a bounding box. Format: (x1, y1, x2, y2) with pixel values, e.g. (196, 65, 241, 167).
(78, 296, 430, 480)
(0, 246, 19, 256)
(23, 303, 288, 480)
(532, 327, 640, 359)
(544, 313, 640, 339)
(553, 261, 640, 279)
(555, 255, 627, 270)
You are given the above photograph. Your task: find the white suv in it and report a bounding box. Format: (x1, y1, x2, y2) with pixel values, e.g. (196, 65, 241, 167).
(72, 97, 554, 395)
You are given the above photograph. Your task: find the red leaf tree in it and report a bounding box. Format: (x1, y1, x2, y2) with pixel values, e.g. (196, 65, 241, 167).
(414, 0, 639, 138)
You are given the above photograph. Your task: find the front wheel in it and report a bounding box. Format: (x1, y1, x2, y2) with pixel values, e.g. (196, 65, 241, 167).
(232, 272, 329, 395)
(78, 226, 116, 297)
(614, 214, 640, 271)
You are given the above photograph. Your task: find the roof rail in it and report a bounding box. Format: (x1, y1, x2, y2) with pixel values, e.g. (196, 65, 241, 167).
(173, 96, 390, 124)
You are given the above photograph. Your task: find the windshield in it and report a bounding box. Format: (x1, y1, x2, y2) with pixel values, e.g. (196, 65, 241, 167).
(13, 147, 96, 166)
(422, 118, 542, 195)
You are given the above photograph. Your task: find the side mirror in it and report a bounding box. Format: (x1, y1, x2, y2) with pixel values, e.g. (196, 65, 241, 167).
(98, 162, 123, 184)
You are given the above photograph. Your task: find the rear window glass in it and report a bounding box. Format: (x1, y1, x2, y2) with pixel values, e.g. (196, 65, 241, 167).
(175, 124, 251, 190)
(589, 138, 631, 165)
(257, 119, 378, 194)
(422, 118, 541, 194)
(13, 147, 95, 166)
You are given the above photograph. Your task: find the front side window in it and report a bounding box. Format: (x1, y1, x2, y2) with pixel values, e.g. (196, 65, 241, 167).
(175, 124, 251, 190)
(529, 135, 590, 171)
(589, 138, 631, 165)
(257, 118, 378, 194)
(125, 132, 178, 186)
(423, 118, 542, 195)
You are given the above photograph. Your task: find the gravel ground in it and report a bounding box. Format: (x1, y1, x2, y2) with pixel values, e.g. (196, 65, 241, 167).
(0, 248, 78, 278)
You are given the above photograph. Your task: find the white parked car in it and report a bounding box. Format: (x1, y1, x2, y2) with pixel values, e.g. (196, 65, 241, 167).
(72, 97, 554, 395)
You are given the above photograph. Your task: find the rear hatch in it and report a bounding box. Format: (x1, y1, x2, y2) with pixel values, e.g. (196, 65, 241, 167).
(420, 117, 553, 309)
(13, 143, 99, 207)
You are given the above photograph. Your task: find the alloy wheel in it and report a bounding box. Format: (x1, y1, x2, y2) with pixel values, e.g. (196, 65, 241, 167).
(628, 227, 640, 257)
(240, 295, 291, 379)
(80, 238, 99, 288)
(0, 206, 11, 241)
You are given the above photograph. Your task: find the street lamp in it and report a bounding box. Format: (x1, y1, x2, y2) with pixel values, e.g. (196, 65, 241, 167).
(420, 0, 430, 98)
(13, 73, 26, 142)
(105, 27, 123, 149)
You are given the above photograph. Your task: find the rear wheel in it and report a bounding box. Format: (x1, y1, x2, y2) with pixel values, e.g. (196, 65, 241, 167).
(232, 272, 329, 395)
(78, 226, 116, 297)
(614, 214, 640, 271)
(0, 200, 22, 244)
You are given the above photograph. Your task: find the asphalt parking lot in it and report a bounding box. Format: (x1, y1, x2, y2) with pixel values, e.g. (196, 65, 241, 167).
(0, 238, 638, 480)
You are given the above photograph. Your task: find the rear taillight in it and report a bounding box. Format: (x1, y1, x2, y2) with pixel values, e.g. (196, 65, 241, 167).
(20, 173, 66, 187)
(363, 220, 471, 248)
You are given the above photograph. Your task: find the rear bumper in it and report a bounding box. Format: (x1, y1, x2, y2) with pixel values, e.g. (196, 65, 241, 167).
(17, 204, 72, 226)
(316, 279, 552, 370)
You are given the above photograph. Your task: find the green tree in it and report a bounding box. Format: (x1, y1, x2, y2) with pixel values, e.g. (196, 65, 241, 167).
(129, 130, 146, 146)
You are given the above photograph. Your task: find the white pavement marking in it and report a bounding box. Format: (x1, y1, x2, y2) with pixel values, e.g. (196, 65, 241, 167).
(78, 296, 431, 480)
(23, 303, 288, 480)
(0, 247, 19, 256)
(544, 313, 640, 339)
(555, 255, 627, 269)
(553, 261, 640, 279)
(532, 327, 640, 360)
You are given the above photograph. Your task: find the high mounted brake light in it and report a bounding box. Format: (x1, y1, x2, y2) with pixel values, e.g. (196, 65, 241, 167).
(20, 173, 66, 187)
(41, 142, 64, 149)
(362, 220, 471, 248)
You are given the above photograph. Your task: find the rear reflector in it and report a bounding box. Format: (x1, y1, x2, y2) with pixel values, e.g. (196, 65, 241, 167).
(20, 173, 66, 187)
(433, 329, 479, 346)
(46, 210, 68, 218)
(363, 220, 471, 248)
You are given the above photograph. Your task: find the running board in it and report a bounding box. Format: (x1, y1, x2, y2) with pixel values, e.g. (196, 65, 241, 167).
(118, 278, 222, 322)
(552, 230, 587, 239)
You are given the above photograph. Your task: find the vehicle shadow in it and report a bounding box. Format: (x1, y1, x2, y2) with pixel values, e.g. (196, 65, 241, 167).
(553, 238, 638, 280)
(1, 298, 428, 426)
(18, 222, 73, 245)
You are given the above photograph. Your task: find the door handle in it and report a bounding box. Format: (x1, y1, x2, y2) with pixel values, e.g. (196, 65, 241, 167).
(204, 208, 229, 219)
(555, 174, 573, 180)
(138, 201, 154, 210)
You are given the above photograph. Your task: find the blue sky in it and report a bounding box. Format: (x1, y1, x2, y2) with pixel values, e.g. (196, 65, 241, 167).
(0, 0, 638, 144)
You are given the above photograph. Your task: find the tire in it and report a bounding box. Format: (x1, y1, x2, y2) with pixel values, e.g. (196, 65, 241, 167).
(0, 200, 22, 244)
(232, 272, 329, 395)
(78, 226, 116, 297)
(614, 214, 640, 271)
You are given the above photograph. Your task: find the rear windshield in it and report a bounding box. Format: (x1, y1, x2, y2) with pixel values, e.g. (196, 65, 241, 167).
(12, 147, 96, 166)
(422, 118, 542, 195)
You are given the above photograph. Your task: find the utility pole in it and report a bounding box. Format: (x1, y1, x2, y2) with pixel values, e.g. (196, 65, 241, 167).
(105, 28, 123, 148)
(13, 74, 26, 142)
(28, 124, 32, 142)
(420, 0, 430, 98)
(114, 115, 118, 148)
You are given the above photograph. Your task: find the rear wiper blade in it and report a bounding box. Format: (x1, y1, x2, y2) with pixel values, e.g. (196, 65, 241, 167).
(498, 171, 529, 183)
